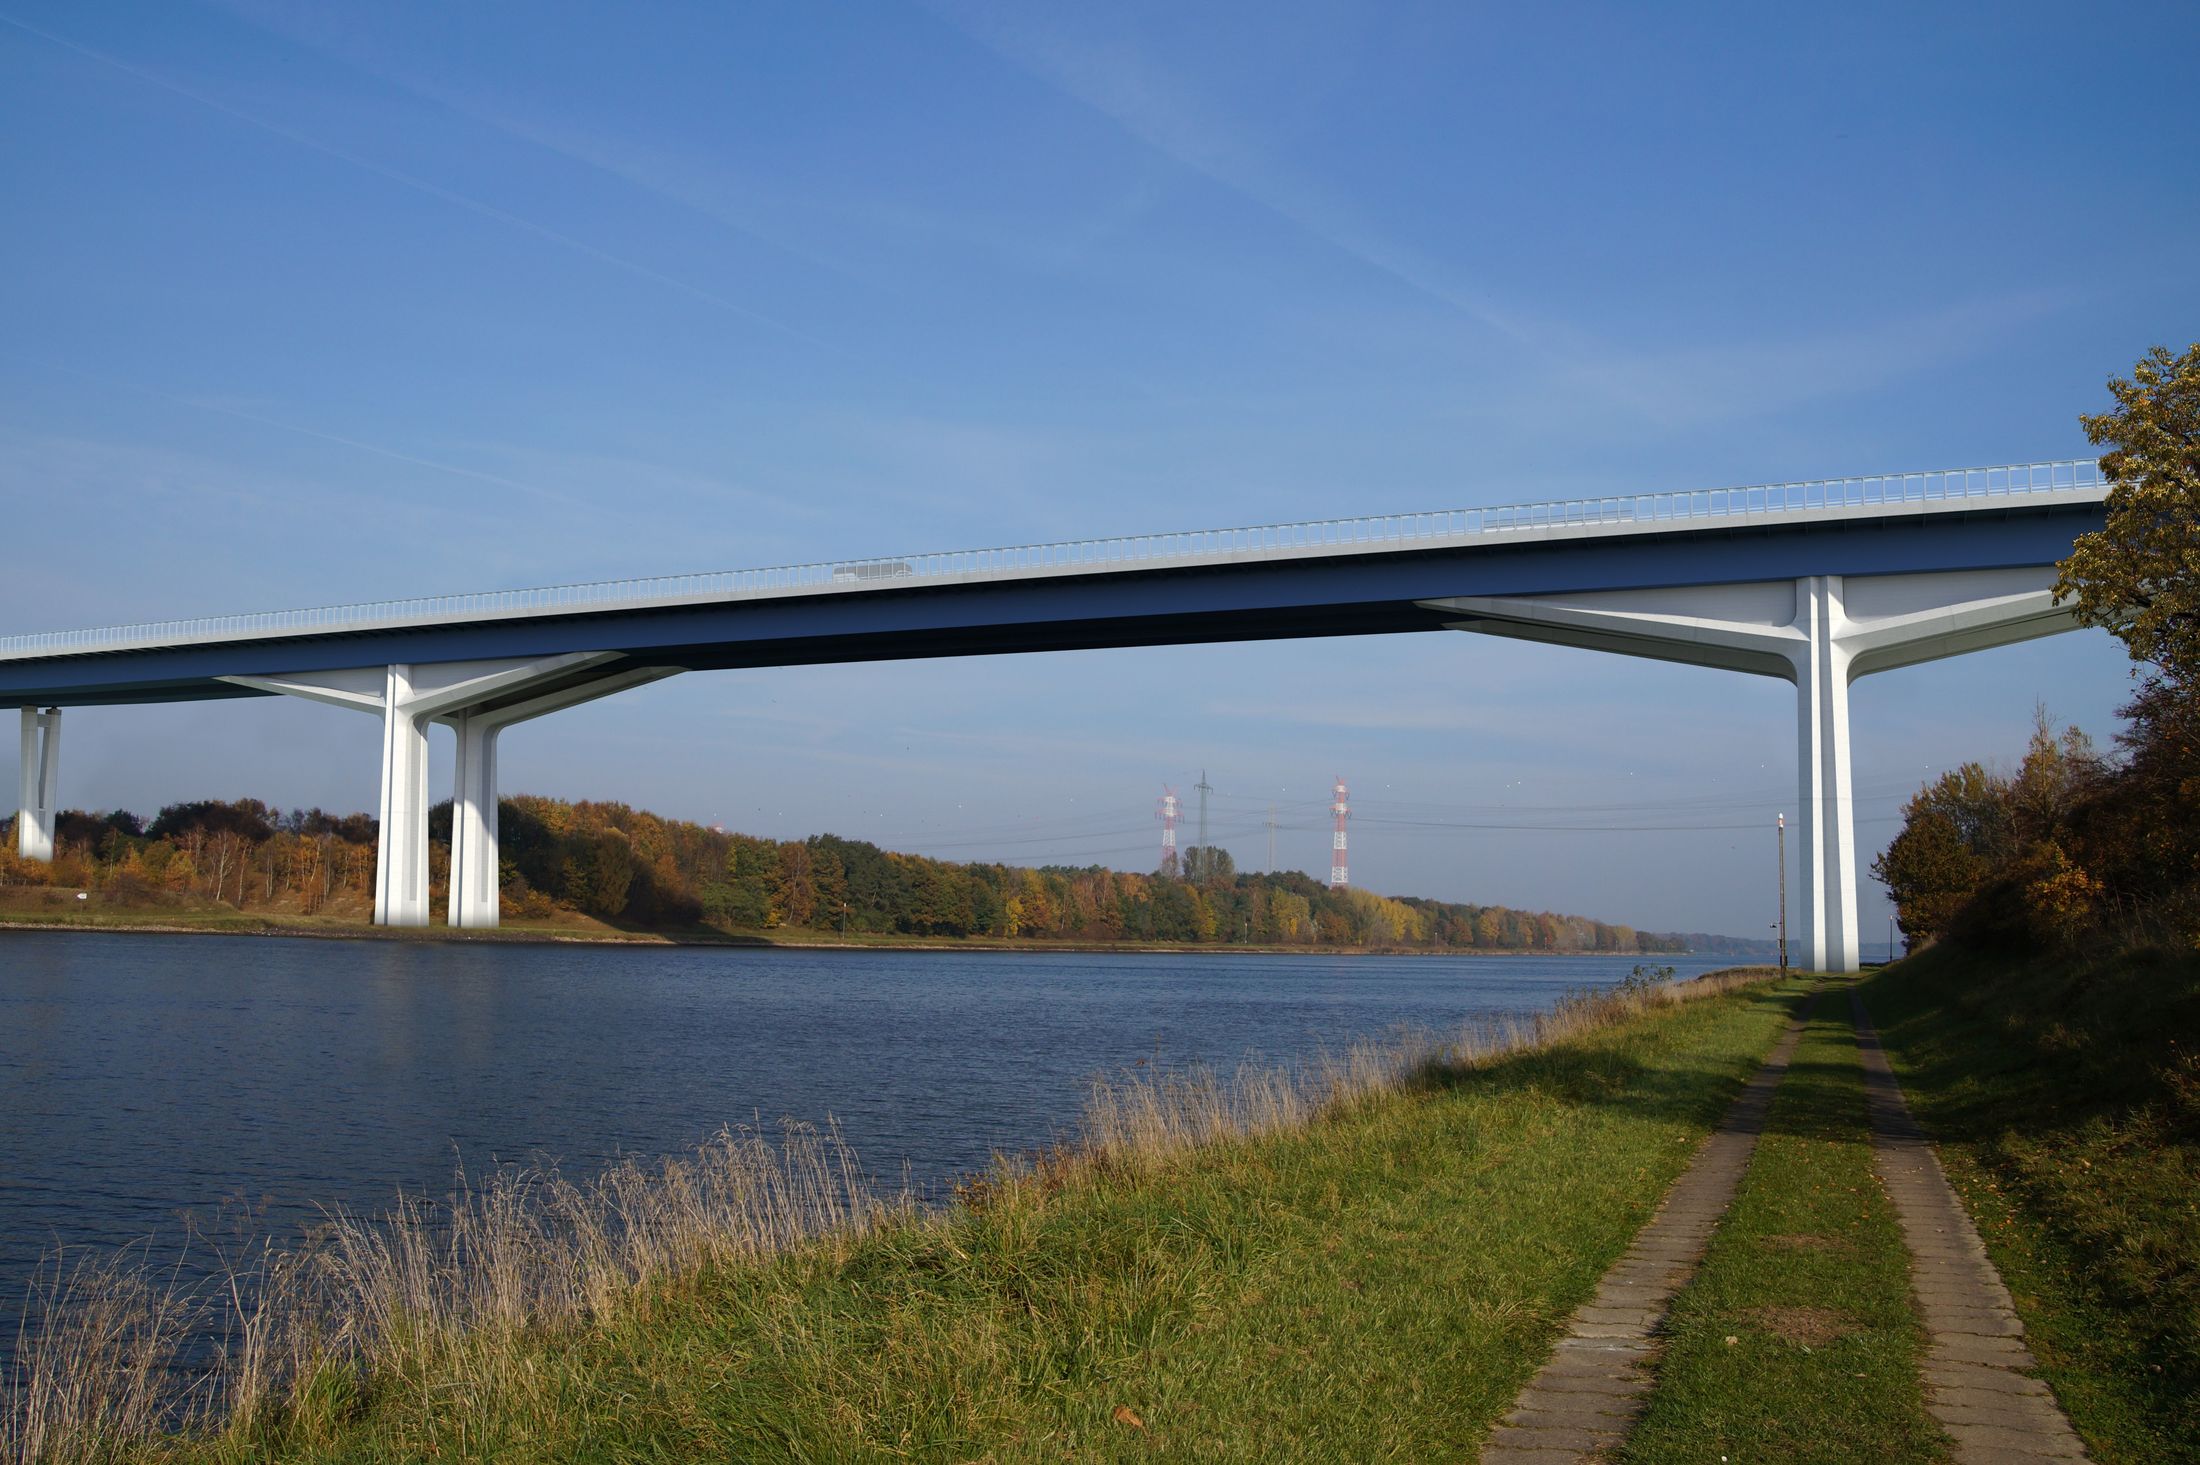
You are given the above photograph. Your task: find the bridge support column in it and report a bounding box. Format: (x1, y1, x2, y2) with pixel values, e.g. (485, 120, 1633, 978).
(447, 712, 500, 930)
(220, 655, 676, 928)
(438, 664, 675, 928)
(1794, 577, 1857, 972)
(15, 706, 60, 862)
(1424, 567, 2084, 972)
(376, 667, 433, 926)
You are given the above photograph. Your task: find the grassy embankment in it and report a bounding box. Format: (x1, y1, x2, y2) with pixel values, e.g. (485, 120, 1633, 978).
(1626, 987, 1942, 1464)
(5, 971, 1796, 1463)
(1860, 944, 2200, 1464)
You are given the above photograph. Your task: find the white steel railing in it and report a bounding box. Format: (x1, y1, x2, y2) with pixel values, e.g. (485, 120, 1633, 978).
(0, 459, 2105, 662)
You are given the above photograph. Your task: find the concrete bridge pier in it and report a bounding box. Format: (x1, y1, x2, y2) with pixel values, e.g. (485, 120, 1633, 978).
(221, 656, 674, 928)
(14, 705, 60, 861)
(1426, 566, 2082, 972)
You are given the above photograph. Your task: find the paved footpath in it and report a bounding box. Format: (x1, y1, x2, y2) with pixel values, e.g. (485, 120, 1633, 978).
(1485, 986, 2096, 1464)
(1852, 990, 2091, 1464)
(1481, 1001, 1812, 1464)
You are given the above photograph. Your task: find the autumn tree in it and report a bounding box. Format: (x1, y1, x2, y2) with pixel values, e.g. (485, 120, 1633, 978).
(1872, 763, 2015, 945)
(2057, 343, 2200, 688)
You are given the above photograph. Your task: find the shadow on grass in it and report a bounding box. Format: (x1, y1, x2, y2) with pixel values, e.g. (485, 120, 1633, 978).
(1408, 984, 1812, 1135)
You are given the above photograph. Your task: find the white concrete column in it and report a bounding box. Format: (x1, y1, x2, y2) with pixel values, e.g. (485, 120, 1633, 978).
(16, 707, 36, 859)
(375, 666, 432, 927)
(447, 712, 502, 929)
(16, 706, 59, 862)
(1790, 577, 1858, 973)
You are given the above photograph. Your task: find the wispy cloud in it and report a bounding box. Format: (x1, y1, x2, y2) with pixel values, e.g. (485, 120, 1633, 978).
(0, 10, 822, 345)
(206, 0, 865, 285)
(928, 0, 1551, 349)
(1555, 289, 2078, 430)
(928, 3, 2077, 433)
(35, 363, 580, 505)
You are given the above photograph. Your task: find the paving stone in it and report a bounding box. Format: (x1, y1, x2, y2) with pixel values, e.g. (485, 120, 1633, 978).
(1541, 1355, 1646, 1376)
(1573, 1306, 1661, 1328)
(1916, 1285, 2011, 1306)
(1941, 1423, 2089, 1460)
(1921, 1307, 2024, 1337)
(1923, 1364, 2050, 1398)
(1550, 1335, 1650, 1353)
(1509, 1387, 1639, 1418)
(1527, 1371, 1642, 1396)
(1933, 1398, 2085, 1431)
(1514, 1394, 1628, 1412)
(1591, 1284, 1667, 1307)
(1485, 1422, 1626, 1451)
(1927, 1333, 2034, 1368)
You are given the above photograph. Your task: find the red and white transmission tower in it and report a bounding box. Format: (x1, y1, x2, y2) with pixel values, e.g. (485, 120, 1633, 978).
(1156, 786, 1183, 877)
(1329, 777, 1350, 889)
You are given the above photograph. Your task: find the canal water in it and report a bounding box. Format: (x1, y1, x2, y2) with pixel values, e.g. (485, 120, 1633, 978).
(0, 932, 1739, 1361)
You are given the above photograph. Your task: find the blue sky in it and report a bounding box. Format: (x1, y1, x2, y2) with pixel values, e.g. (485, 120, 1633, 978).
(3, 1, 2193, 944)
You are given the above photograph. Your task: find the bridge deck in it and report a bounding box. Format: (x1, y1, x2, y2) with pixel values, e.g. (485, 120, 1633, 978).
(1, 461, 2105, 707)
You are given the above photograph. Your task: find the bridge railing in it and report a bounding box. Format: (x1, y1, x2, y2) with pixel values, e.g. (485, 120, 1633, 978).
(0, 459, 2104, 661)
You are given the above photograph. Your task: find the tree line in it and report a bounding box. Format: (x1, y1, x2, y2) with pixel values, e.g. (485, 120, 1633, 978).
(0, 790, 1711, 953)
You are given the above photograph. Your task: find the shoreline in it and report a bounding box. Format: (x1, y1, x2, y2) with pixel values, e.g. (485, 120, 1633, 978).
(0, 912, 1764, 961)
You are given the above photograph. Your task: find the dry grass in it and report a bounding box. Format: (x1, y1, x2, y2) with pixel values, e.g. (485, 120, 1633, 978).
(4, 1124, 890, 1462)
(2, 966, 1772, 1464)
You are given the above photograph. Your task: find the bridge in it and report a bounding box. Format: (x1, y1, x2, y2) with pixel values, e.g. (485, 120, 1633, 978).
(5, 460, 2108, 970)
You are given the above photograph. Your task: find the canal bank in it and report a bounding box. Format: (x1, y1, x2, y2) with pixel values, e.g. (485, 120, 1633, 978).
(18, 949, 2183, 1462)
(7, 966, 1792, 1460)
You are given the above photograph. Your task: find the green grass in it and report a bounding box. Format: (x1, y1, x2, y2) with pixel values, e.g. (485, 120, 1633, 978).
(1625, 989, 1944, 1464)
(170, 979, 1803, 1463)
(1860, 945, 2200, 1464)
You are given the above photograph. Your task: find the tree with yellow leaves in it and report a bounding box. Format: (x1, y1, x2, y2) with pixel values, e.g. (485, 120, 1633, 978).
(2057, 342, 2200, 688)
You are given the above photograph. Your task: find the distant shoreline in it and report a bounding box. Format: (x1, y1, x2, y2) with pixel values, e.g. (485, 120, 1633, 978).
(0, 912, 1766, 960)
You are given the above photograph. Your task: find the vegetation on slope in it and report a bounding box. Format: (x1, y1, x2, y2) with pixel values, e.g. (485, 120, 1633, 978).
(1862, 946, 2200, 1463)
(0, 793, 1732, 953)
